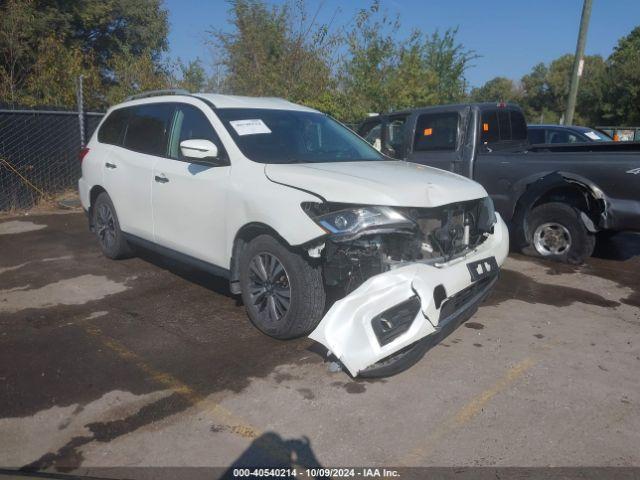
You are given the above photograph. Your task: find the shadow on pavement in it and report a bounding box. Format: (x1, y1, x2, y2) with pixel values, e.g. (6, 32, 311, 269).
(222, 432, 328, 479)
(133, 245, 236, 300)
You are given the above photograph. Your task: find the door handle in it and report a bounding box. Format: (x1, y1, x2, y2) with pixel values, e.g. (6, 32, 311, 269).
(154, 175, 169, 184)
(105, 162, 117, 169)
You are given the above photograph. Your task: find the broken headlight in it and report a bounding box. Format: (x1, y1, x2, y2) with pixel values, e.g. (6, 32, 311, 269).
(302, 203, 416, 241)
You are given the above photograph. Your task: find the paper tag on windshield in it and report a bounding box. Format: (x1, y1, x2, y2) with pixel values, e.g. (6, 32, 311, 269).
(229, 119, 271, 136)
(584, 131, 600, 140)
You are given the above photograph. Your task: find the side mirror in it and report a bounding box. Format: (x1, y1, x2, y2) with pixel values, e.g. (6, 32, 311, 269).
(180, 139, 219, 160)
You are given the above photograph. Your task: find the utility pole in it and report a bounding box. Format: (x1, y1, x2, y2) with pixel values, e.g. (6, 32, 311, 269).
(564, 0, 593, 125)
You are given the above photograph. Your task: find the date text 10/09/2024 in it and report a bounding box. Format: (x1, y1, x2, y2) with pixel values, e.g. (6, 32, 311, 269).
(231, 468, 401, 478)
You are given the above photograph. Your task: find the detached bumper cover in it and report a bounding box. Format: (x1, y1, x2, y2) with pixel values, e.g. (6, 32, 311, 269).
(309, 214, 509, 376)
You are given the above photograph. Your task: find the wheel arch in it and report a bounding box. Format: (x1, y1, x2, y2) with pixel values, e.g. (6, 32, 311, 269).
(510, 172, 608, 247)
(229, 222, 294, 295)
(87, 185, 108, 230)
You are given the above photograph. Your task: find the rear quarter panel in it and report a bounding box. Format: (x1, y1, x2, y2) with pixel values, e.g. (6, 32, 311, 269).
(79, 138, 105, 209)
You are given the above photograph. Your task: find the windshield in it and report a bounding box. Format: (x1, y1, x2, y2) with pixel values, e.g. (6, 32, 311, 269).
(216, 108, 386, 164)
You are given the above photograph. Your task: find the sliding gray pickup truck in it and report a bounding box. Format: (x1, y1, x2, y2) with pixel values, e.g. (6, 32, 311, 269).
(358, 103, 640, 263)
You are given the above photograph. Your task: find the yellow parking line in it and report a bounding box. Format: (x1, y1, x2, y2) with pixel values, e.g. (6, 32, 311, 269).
(82, 322, 261, 440)
(454, 357, 535, 426)
(400, 357, 535, 466)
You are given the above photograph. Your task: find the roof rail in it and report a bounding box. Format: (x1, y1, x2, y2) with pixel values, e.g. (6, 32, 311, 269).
(124, 88, 190, 102)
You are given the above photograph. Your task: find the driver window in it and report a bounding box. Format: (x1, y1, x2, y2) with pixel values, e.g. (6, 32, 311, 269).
(384, 116, 407, 158)
(168, 104, 221, 160)
(359, 122, 382, 151)
(413, 112, 459, 151)
(549, 130, 579, 144)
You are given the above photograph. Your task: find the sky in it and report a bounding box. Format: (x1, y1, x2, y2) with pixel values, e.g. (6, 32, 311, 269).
(164, 0, 640, 88)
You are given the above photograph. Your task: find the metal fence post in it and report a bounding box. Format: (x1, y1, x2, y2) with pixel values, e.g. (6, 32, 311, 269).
(77, 75, 85, 147)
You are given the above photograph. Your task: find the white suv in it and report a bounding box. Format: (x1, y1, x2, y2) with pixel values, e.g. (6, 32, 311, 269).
(79, 91, 509, 377)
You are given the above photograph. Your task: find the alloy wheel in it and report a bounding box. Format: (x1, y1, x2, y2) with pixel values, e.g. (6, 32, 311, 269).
(248, 252, 291, 324)
(96, 203, 116, 250)
(533, 222, 572, 256)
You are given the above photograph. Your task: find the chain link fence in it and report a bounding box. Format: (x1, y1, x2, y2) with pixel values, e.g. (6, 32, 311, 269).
(0, 79, 362, 213)
(0, 107, 104, 212)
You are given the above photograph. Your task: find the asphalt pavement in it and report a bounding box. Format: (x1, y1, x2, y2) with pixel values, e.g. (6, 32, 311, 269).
(0, 212, 639, 476)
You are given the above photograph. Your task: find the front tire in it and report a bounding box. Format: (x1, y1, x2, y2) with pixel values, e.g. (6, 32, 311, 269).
(92, 192, 133, 259)
(525, 202, 595, 264)
(239, 235, 325, 339)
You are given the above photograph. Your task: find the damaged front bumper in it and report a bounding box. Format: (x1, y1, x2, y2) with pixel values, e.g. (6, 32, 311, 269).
(309, 213, 509, 376)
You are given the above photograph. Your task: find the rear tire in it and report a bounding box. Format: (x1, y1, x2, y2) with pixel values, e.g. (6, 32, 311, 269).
(525, 202, 595, 264)
(239, 235, 325, 339)
(92, 192, 133, 259)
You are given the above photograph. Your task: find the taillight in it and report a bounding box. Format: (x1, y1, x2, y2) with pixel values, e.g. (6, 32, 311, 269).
(79, 147, 90, 163)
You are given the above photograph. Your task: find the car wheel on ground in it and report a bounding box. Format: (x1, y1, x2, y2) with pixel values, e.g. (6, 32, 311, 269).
(239, 235, 325, 340)
(92, 192, 133, 259)
(525, 202, 595, 264)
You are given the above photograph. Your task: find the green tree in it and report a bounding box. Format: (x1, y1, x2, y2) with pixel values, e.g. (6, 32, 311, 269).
(210, 0, 341, 115)
(20, 35, 101, 107)
(23, 0, 169, 72)
(423, 28, 477, 103)
(173, 59, 208, 93)
(341, 3, 475, 120)
(576, 55, 607, 125)
(0, 0, 169, 107)
(105, 48, 170, 105)
(518, 54, 607, 125)
(520, 62, 551, 121)
(211, 0, 476, 122)
(388, 38, 439, 111)
(0, 0, 37, 103)
(340, 2, 400, 119)
(603, 26, 640, 124)
(544, 54, 606, 125)
(470, 76, 521, 103)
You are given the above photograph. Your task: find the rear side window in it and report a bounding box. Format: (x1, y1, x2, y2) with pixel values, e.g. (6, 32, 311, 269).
(481, 108, 527, 144)
(413, 112, 459, 152)
(498, 110, 512, 140)
(549, 130, 580, 144)
(480, 110, 499, 143)
(528, 128, 546, 144)
(510, 110, 527, 141)
(98, 108, 129, 145)
(123, 103, 175, 156)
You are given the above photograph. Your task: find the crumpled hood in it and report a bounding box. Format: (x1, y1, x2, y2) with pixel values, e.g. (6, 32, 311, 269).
(264, 161, 487, 207)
